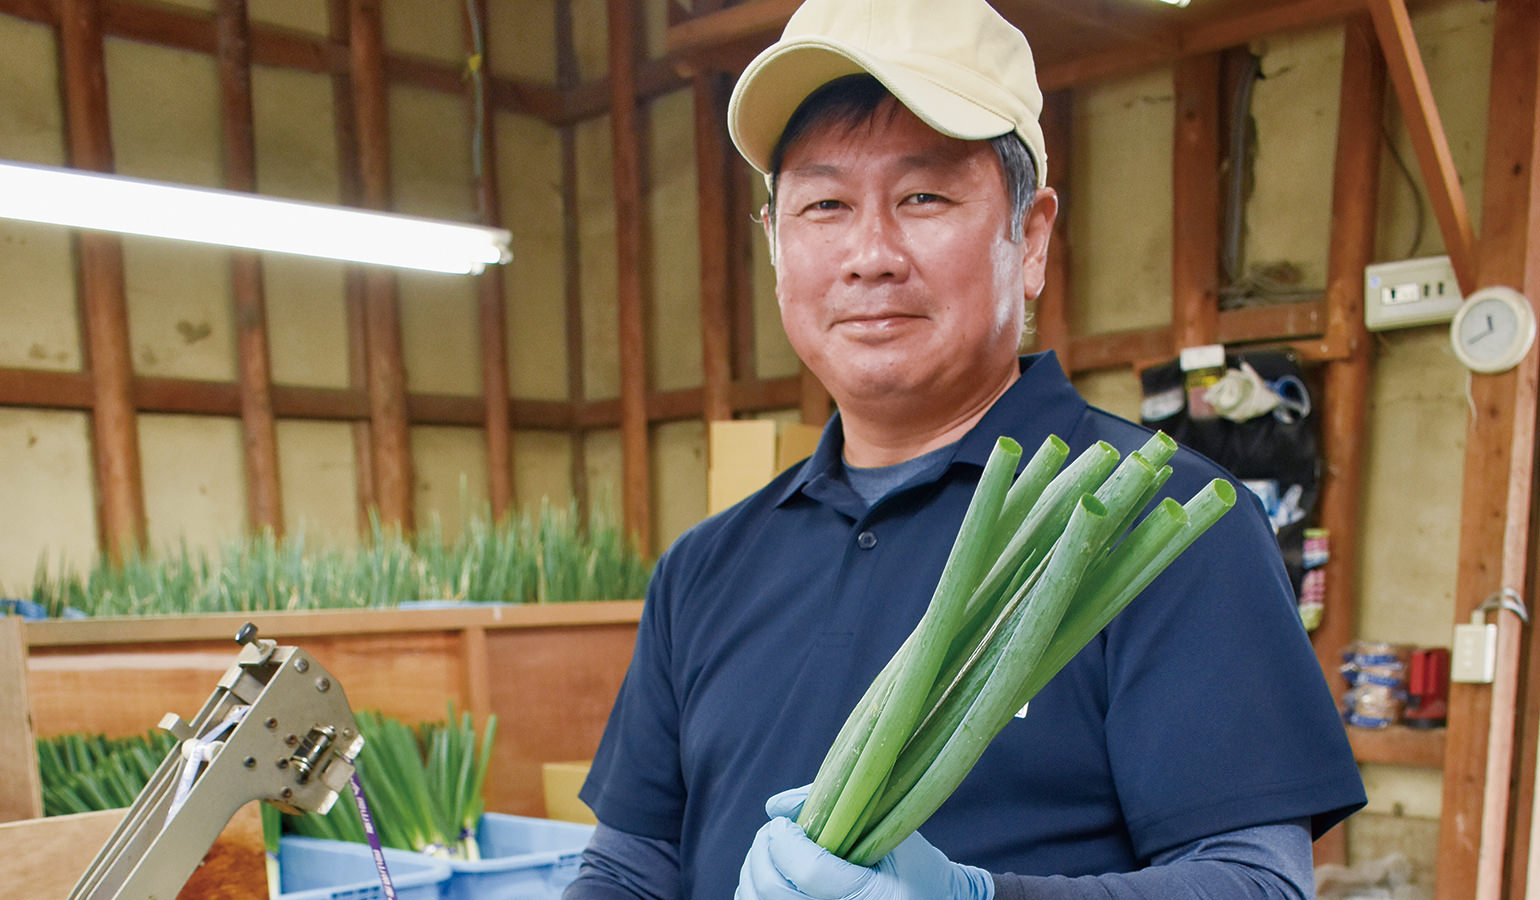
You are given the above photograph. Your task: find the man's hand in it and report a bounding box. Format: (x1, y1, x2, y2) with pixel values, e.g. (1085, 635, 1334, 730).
(734, 789, 993, 900)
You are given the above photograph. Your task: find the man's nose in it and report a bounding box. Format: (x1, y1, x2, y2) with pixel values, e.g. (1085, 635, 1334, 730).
(843, 208, 910, 282)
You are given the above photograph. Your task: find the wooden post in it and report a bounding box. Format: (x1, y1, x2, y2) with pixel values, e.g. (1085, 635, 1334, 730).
(59, 0, 146, 562)
(798, 365, 829, 426)
(327, 0, 378, 533)
(462, 624, 492, 725)
(1171, 52, 1222, 351)
(557, 0, 589, 519)
(216, 0, 284, 535)
(1036, 89, 1073, 366)
(728, 146, 759, 384)
(349, 0, 414, 529)
(1437, 0, 1540, 896)
(608, 0, 653, 553)
(466, 0, 514, 519)
(1310, 13, 1386, 868)
(695, 73, 734, 424)
(0, 617, 42, 823)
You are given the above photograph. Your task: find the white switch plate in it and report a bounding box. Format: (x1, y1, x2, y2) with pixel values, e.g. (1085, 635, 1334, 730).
(1451, 621, 1497, 683)
(1365, 255, 1462, 331)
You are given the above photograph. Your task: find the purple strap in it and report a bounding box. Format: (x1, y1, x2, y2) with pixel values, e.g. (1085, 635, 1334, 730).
(349, 770, 398, 900)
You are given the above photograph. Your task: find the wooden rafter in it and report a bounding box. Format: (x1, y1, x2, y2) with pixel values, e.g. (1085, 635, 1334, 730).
(1365, 0, 1478, 294)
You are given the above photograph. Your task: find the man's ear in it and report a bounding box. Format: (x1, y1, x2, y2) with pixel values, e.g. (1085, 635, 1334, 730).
(760, 203, 777, 268)
(1019, 187, 1059, 300)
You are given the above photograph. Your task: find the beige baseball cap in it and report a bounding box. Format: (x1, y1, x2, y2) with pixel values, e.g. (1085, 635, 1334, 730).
(727, 0, 1047, 187)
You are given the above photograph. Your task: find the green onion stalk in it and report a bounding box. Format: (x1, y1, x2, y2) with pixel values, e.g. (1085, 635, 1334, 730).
(797, 433, 1235, 865)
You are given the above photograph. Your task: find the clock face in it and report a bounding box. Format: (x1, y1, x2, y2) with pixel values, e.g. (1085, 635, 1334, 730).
(1451, 286, 1537, 373)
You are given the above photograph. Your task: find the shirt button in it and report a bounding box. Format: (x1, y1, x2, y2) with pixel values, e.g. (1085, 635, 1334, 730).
(857, 530, 877, 550)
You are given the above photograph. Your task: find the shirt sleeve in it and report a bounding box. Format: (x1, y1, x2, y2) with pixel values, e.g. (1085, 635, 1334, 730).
(563, 822, 682, 900)
(990, 819, 1315, 900)
(579, 543, 690, 840)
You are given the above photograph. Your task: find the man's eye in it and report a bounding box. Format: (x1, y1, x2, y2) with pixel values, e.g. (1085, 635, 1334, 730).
(808, 199, 844, 212)
(906, 192, 945, 205)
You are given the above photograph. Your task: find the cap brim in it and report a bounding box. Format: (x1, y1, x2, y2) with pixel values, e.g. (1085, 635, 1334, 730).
(728, 39, 1016, 175)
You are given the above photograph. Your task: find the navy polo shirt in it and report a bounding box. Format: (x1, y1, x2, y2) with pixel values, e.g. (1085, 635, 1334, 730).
(580, 353, 1365, 900)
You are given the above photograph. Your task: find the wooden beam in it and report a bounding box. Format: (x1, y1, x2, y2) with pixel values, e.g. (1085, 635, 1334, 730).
(1036, 90, 1073, 365)
(1366, 0, 1478, 294)
(1171, 52, 1222, 350)
(1038, 0, 1366, 91)
(349, 0, 414, 530)
(1439, 0, 1540, 896)
(1069, 326, 1174, 375)
(216, 0, 284, 535)
(1312, 11, 1383, 701)
(1310, 13, 1386, 868)
(1492, 2, 1540, 893)
(573, 377, 802, 429)
(695, 73, 734, 423)
(557, 0, 590, 519)
(270, 385, 369, 420)
(546, 57, 692, 126)
(60, 0, 147, 562)
(0, 368, 93, 409)
(666, 0, 798, 56)
(1015, 0, 1181, 52)
(326, 0, 376, 533)
(465, 0, 513, 519)
(609, 0, 653, 554)
(1347, 724, 1446, 769)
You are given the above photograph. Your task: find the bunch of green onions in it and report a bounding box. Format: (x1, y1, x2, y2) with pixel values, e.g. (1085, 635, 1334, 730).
(797, 432, 1235, 865)
(286, 705, 497, 861)
(36, 730, 177, 816)
(24, 499, 654, 617)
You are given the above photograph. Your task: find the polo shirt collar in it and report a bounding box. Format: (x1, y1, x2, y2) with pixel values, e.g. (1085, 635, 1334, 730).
(774, 351, 1087, 508)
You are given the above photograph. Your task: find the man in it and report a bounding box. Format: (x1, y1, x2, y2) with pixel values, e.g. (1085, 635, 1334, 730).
(568, 1, 1365, 898)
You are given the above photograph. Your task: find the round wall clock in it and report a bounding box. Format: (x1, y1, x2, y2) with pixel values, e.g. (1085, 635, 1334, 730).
(1449, 286, 1537, 374)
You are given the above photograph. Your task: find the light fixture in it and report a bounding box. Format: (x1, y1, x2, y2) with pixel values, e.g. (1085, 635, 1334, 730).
(0, 160, 511, 275)
(1152, 0, 1190, 6)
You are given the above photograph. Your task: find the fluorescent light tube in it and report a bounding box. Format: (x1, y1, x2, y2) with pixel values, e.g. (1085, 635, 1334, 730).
(0, 160, 511, 275)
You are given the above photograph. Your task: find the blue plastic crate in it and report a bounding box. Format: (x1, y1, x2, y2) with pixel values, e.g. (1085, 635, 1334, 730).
(278, 836, 451, 900)
(446, 814, 595, 900)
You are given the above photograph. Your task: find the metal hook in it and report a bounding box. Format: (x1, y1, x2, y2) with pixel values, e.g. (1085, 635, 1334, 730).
(1475, 587, 1530, 624)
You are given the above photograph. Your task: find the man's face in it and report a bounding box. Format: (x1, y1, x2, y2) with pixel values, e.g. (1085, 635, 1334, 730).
(765, 101, 1054, 420)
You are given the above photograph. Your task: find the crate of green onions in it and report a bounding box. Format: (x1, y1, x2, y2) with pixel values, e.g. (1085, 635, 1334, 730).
(796, 432, 1235, 865)
(444, 813, 595, 900)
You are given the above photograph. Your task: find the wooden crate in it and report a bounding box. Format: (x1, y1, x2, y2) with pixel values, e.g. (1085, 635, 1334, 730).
(23, 602, 642, 817)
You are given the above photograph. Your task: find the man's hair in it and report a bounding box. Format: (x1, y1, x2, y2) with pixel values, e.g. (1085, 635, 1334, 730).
(766, 74, 1036, 242)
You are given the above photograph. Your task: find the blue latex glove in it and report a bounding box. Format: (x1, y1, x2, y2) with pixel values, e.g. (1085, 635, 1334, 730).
(734, 787, 994, 900)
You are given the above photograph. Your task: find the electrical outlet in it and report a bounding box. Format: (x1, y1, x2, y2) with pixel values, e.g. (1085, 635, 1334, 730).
(1451, 621, 1497, 683)
(1364, 255, 1463, 331)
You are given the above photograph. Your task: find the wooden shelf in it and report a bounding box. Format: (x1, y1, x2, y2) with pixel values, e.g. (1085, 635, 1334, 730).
(1346, 723, 1446, 769)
